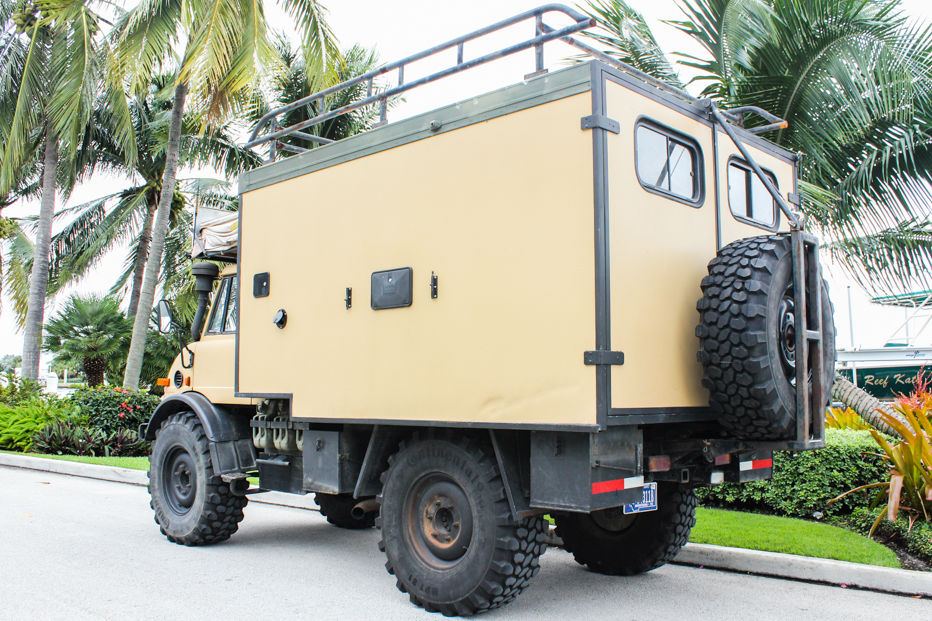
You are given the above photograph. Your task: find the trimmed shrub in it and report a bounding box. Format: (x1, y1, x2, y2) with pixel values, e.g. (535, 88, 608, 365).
(0, 373, 43, 406)
(697, 429, 888, 519)
(845, 507, 932, 564)
(70, 386, 159, 435)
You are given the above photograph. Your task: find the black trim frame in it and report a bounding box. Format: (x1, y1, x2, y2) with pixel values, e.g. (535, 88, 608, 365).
(726, 156, 781, 232)
(633, 117, 705, 207)
(205, 275, 238, 335)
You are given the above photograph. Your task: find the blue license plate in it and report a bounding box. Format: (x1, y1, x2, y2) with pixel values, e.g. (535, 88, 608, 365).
(623, 482, 658, 514)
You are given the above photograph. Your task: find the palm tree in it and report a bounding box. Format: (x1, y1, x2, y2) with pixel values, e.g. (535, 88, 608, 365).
(580, 0, 932, 297)
(47, 74, 260, 318)
(253, 39, 384, 156)
(0, 0, 134, 380)
(112, 0, 340, 389)
(44, 294, 130, 386)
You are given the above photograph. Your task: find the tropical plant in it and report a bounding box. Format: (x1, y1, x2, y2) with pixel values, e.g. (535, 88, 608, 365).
(253, 39, 384, 155)
(45, 73, 258, 318)
(69, 385, 159, 435)
(112, 0, 340, 388)
(0, 0, 134, 379)
(43, 295, 130, 386)
(0, 372, 41, 405)
(0, 398, 74, 451)
(579, 0, 932, 297)
(832, 387, 932, 533)
(825, 406, 872, 430)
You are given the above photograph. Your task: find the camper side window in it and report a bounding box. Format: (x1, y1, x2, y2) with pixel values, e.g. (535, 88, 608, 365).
(207, 276, 238, 334)
(635, 121, 702, 205)
(727, 160, 778, 228)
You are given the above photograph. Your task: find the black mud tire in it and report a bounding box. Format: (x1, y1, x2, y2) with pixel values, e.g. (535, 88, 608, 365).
(315, 493, 376, 529)
(696, 235, 836, 439)
(148, 411, 247, 545)
(377, 434, 548, 616)
(554, 483, 696, 575)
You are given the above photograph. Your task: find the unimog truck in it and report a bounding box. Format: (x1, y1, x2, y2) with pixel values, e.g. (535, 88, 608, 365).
(144, 5, 836, 615)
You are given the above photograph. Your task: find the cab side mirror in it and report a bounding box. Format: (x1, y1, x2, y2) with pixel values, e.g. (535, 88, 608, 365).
(156, 299, 174, 334)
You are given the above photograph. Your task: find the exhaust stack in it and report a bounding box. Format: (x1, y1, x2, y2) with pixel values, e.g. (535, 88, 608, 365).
(190, 262, 220, 341)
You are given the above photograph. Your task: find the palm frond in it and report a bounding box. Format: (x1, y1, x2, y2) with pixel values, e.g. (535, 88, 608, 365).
(278, 0, 340, 89)
(580, 0, 684, 87)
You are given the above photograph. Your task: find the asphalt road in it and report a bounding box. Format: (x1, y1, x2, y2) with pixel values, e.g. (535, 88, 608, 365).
(1, 466, 927, 620)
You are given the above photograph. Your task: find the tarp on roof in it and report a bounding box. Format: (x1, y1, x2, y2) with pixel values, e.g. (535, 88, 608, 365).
(192, 207, 237, 259)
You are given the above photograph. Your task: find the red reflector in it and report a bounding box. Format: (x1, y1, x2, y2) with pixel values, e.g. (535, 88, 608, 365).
(752, 458, 773, 470)
(591, 479, 626, 494)
(648, 455, 672, 472)
(714, 454, 732, 466)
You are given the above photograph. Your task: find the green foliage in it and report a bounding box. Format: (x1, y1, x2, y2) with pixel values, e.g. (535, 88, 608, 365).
(825, 406, 872, 430)
(846, 506, 932, 563)
(44, 294, 130, 385)
(69, 385, 159, 435)
(33, 419, 148, 457)
(0, 372, 42, 405)
(697, 429, 889, 518)
(0, 398, 75, 451)
(0, 355, 21, 374)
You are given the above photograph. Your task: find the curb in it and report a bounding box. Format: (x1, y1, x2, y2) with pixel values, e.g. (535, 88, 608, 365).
(0, 453, 320, 512)
(2, 453, 929, 597)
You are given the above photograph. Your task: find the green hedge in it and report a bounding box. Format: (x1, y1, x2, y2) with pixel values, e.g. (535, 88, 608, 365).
(697, 429, 888, 519)
(844, 507, 932, 563)
(69, 386, 159, 435)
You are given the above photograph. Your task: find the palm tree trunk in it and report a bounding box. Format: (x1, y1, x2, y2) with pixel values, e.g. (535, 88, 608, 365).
(20, 129, 58, 380)
(83, 356, 105, 387)
(123, 83, 188, 389)
(831, 375, 897, 436)
(127, 194, 158, 317)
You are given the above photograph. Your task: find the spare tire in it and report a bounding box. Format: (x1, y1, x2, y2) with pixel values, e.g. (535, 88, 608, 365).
(696, 235, 836, 439)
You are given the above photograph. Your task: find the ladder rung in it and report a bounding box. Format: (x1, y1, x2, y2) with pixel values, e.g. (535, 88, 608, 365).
(806, 330, 821, 341)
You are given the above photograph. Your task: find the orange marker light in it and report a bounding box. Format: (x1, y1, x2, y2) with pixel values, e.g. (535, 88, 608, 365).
(156, 377, 170, 387)
(184, 376, 192, 386)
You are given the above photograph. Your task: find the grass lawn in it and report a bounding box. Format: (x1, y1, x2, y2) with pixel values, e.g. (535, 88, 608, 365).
(692, 507, 900, 568)
(24, 453, 150, 471)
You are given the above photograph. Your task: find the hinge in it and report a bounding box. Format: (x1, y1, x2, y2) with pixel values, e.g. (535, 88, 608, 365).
(584, 350, 625, 366)
(581, 114, 620, 134)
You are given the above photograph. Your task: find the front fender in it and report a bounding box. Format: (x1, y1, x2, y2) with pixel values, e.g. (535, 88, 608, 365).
(143, 392, 255, 475)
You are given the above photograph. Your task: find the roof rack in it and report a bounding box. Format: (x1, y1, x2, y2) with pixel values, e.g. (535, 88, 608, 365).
(246, 4, 795, 226)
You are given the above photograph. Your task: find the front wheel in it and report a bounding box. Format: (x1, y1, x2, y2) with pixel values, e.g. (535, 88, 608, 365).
(148, 411, 247, 545)
(378, 434, 547, 616)
(554, 483, 695, 575)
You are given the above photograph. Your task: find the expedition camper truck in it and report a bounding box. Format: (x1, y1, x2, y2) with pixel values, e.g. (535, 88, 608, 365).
(144, 5, 836, 615)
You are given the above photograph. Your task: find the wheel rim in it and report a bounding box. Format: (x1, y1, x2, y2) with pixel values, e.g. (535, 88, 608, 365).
(778, 286, 797, 386)
(589, 506, 637, 533)
(162, 446, 197, 515)
(404, 473, 474, 569)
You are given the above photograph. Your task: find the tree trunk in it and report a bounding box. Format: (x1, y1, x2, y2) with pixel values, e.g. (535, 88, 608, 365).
(20, 129, 58, 380)
(83, 356, 105, 387)
(127, 193, 158, 317)
(123, 83, 188, 389)
(831, 375, 898, 436)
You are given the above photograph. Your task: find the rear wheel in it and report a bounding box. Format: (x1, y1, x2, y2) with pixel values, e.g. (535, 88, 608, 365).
(148, 412, 247, 545)
(378, 434, 547, 615)
(315, 493, 376, 529)
(554, 483, 695, 575)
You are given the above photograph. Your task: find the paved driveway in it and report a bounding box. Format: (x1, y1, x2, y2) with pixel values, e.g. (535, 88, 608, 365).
(1, 466, 926, 620)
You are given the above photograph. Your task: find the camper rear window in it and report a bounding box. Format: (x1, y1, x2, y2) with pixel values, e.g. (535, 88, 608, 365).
(727, 159, 778, 228)
(635, 121, 702, 205)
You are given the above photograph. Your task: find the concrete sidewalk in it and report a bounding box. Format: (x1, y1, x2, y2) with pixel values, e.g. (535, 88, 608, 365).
(2, 451, 929, 598)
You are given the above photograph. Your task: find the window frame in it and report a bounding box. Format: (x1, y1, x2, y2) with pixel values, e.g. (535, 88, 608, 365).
(206, 275, 238, 335)
(726, 156, 781, 231)
(633, 117, 705, 208)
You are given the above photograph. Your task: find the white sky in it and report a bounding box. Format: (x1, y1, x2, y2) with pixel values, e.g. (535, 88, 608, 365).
(2, 0, 931, 360)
